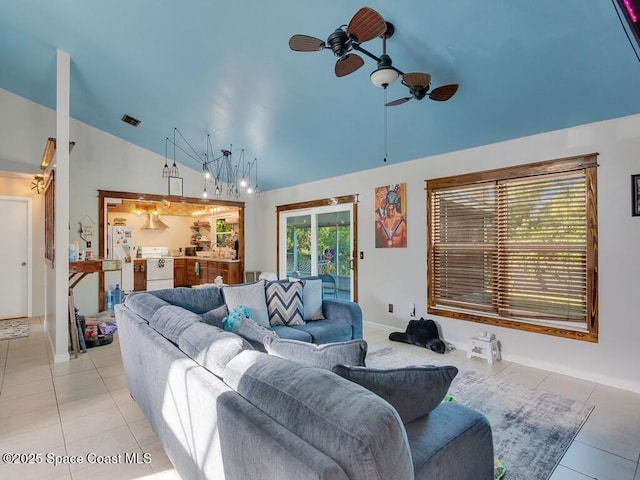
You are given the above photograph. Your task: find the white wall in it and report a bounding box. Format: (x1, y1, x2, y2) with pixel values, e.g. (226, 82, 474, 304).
(2, 86, 640, 391)
(246, 114, 640, 393)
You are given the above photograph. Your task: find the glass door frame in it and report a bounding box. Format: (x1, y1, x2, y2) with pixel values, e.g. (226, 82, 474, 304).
(276, 195, 358, 302)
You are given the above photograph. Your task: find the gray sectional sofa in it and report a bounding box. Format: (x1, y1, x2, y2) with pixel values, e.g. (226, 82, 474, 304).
(116, 284, 494, 480)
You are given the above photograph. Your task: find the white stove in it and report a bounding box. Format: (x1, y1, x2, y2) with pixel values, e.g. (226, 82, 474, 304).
(139, 247, 174, 291)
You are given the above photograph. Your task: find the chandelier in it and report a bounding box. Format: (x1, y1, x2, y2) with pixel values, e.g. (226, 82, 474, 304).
(162, 128, 258, 200)
(203, 142, 259, 199)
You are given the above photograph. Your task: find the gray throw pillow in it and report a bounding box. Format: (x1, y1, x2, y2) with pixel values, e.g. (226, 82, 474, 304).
(289, 277, 324, 320)
(264, 337, 367, 370)
(331, 364, 458, 423)
(201, 304, 229, 329)
(222, 280, 270, 327)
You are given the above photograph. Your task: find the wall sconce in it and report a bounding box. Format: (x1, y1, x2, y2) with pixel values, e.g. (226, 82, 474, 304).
(40, 137, 76, 171)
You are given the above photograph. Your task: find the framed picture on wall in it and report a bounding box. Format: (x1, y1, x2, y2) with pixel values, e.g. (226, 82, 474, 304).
(633, 174, 640, 217)
(168, 176, 183, 196)
(374, 183, 407, 248)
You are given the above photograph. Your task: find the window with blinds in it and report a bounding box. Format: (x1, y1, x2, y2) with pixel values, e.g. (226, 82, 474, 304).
(426, 155, 598, 342)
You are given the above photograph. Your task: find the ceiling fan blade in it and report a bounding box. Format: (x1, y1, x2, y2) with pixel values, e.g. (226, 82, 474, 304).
(335, 53, 364, 77)
(402, 72, 432, 89)
(289, 34, 326, 52)
(429, 84, 459, 101)
(385, 97, 412, 107)
(347, 7, 387, 43)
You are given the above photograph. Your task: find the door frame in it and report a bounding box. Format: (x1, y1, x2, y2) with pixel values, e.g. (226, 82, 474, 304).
(276, 195, 358, 301)
(0, 195, 32, 319)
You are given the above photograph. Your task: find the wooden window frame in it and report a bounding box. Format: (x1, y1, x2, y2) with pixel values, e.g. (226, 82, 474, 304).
(426, 154, 598, 342)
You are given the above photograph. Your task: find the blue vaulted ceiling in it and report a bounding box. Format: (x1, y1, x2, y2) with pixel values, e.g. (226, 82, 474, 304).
(1, 0, 640, 191)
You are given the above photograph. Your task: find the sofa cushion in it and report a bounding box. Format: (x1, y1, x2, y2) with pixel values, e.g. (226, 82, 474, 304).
(201, 304, 229, 329)
(222, 280, 270, 328)
(149, 305, 201, 344)
(405, 402, 494, 479)
(263, 337, 367, 370)
(224, 351, 414, 480)
(178, 322, 252, 377)
(151, 286, 224, 314)
(290, 277, 324, 320)
(291, 319, 354, 344)
(331, 364, 459, 424)
(270, 325, 313, 342)
(124, 292, 169, 322)
(265, 280, 304, 327)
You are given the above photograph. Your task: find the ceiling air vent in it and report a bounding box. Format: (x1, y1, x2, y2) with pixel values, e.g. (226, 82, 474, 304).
(121, 114, 141, 127)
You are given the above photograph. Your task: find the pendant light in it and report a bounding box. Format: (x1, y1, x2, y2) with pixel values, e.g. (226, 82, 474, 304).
(169, 128, 179, 177)
(162, 137, 170, 177)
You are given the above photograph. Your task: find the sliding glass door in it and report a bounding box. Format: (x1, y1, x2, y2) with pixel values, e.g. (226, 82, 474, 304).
(279, 203, 355, 301)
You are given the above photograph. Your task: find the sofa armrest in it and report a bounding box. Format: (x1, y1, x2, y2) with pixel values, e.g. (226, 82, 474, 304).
(321, 299, 363, 339)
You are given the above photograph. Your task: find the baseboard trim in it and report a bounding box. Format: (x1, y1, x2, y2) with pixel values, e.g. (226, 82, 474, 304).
(363, 320, 640, 394)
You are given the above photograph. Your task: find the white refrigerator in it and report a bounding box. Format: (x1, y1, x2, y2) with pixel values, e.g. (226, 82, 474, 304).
(107, 226, 134, 292)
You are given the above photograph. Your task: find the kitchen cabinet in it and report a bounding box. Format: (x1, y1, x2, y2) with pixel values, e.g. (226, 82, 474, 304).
(133, 260, 146, 291)
(186, 258, 208, 286)
(218, 261, 241, 284)
(182, 258, 242, 286)
(206, 260, 241, 285)
(173, 258, 187, 287)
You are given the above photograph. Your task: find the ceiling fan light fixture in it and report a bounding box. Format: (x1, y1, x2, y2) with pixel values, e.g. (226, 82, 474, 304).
(370, 54, 398, 88)
(370, 67, 398, 88)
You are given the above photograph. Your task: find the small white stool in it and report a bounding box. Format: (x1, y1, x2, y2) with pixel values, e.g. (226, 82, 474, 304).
(467, 334, 501, 364)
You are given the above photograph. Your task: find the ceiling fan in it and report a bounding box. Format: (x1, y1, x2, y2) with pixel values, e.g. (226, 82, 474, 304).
(289, 7, 459, 107)
(385, 73, 459, 106)
(289, 7, 388, 77)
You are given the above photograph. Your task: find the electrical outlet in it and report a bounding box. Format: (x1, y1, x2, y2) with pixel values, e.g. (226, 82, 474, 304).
(388, 303, 394, 313)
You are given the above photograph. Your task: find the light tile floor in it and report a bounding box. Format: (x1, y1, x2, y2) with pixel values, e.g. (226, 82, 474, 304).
(0, 317, 637, 480)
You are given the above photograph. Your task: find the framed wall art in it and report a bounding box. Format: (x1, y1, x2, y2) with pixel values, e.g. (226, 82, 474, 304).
(168, 176, 183, 196)
(374, 183, 407, 248)
(632, 174, 640, 217)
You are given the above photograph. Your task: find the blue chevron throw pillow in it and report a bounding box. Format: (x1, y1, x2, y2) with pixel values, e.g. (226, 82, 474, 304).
(266, 280, 304, 327)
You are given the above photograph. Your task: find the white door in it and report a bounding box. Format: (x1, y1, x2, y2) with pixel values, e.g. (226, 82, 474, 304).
(279, 203, 354, 300)
(0, 197, 30, 319)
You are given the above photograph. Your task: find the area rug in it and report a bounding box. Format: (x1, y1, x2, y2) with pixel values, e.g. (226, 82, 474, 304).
(0, 318, 30, 340)
(367, 347, 594, 480)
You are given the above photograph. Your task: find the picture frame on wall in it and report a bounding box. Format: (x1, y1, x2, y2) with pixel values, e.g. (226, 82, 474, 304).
(374, 183, 407, 248)
(632, 174, 640, 217)
(169, 176, 183, 196)
(633, 175, 640, 217)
